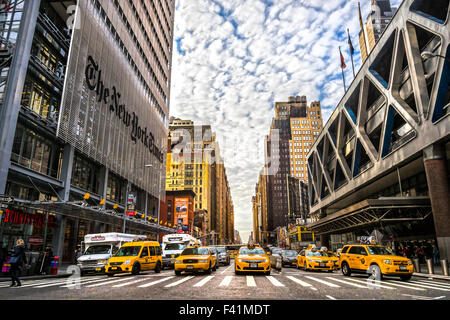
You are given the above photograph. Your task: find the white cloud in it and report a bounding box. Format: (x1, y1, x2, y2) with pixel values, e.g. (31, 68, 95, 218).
(170, 0, 405, 243)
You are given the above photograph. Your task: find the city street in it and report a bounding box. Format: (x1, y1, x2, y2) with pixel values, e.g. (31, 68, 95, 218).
(0, 260, 449, 301)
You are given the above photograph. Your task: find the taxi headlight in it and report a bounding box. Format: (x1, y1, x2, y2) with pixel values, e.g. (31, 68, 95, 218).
(175, 260, 182, 264)
(237, 259, 243, 263)
(124, 260, 131, 265)
(384, 259, 392, 265)
(199, 260, 208, 263)
(99, 260, 107, 264)
(408, 260, 413, 265)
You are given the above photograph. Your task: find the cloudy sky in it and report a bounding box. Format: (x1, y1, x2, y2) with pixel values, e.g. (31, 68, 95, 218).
(169, 0, 403, 243)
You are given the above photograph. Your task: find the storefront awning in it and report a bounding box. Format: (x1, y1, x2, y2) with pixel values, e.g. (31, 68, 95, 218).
(307, 197, 432, 235)
(1, 198, 175, 234)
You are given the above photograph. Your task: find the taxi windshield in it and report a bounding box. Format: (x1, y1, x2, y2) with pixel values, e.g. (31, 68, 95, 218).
(181, 248, 210, 256)
(366, 246, 394, 255)
(282, 250, 297, 257)
(305, 250, 328, 257)
(239, 248, 265, 255)
(114, 246, 141, 257)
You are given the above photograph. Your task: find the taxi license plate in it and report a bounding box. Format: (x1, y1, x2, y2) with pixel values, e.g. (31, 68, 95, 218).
(187, 265, 194, 270)
(110, 267, 117, 271)
(95, 268, 102, 271)
(319, 263, 326, 267)
(399, 266, 407, 271)
(250, 263, 257, 268)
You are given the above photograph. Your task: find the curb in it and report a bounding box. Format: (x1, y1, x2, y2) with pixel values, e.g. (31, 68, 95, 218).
(0, 273, 71, 282)
(413, 272, 450, 281)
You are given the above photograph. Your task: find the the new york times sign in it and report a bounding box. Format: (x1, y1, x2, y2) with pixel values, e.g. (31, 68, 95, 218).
(85, 55, 163, 163)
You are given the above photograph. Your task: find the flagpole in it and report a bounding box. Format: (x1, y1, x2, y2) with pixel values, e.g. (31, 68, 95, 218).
(359, 2, 370, 61)
(347, 28, 356, 78)
(339, 46, 347, 93)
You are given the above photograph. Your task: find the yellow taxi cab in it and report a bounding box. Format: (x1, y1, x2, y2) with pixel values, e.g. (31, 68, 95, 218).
(297, 247, 337, 272)
(105, 241, 162, 276)
(174, 245, 217, 275)
(339, 244, 414, 281)
(235, 243, 271, 275)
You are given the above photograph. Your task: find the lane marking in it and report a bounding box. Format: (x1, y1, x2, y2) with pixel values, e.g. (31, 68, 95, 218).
(137, 276, 174, 288)
(164, 276, 195, 288)
(61, 278, 113, 288)
(326, 295, 336, 300)
(84, 277, 137, 288)
(111, 276, 164, 288)
(413, 280, 450, 288)
(285, 276, 312, 287)
(246, 276, 256, 287)
(386, 280, 450, 292)
(266, 276, 285, 287)
(33, 278, 101, 289)
(219, 276, 233, 287)
(193, 276, 214, 287)
(304, 276, 340, 288)
(375, 280, 426, 291)
(343, 278, 396, 290)
(220, 266, 232, 274)
(326, 277, 369, 289)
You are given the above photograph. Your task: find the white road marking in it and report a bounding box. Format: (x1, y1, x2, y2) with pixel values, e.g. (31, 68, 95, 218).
(326, 295, 337, 300)
(220, 266, 232, 274)
(61, 278, 113, 288)
(164, 276, 195, 288)
(386, 280, 450, 292)
(286, 276, 312, 287)
(266, 276, 285, 287)
(193, 276, 214, 287)
(33, 278, 99, 289)
(219, 276, 233, 287)
(84, 277, 137, 288)
(246, 276, 256, 287)
(343, 278, 396, 290)
(137, 276, 174, 288)
(326, 277, 369, 289)
(414, 280, 450, 288)
(110, 276, 163, 288)
(304, 276, 340, 288)
(376, 280, 426, 291)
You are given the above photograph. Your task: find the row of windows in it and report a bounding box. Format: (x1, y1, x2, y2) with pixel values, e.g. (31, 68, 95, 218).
(92, 0, 167, 123)
(149, 0, 172, 52)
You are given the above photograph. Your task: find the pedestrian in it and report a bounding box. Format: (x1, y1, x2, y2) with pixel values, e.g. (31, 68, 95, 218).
(9, 239, 27, 287)
(432, 242, 439, 265)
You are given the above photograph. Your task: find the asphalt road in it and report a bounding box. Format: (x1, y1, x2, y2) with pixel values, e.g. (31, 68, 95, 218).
(0, 260, 449, 300)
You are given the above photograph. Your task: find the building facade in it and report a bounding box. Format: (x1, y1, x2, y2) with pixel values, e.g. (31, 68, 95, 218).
(359, 0, 397, 62)
(0, 0, 175, 265)
(166, 118, 235, 244)
(307, 0, 450, 259)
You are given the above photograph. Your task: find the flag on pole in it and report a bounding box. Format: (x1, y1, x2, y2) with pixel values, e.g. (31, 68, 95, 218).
(358, 2, 364, 30)
(347, 29, 355, 56)
(340, 47, 346, 69)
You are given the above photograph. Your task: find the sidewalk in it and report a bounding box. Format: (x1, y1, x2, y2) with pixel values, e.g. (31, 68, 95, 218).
(413, 263, 450, 281)
(0, 264, 73, 282)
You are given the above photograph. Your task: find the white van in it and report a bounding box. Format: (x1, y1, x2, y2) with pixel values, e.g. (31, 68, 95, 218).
(162, 233, 198, 269)
(77, 233, 146, 275)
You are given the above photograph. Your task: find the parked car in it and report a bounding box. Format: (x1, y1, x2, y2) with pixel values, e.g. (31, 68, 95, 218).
(281, 249, 298, 267)
(216, 246, 230, 265)
(269, 247, 282, 271)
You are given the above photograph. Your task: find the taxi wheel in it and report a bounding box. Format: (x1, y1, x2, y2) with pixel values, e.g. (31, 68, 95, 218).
(106, 273, 114, 277)
(303, 263, 308, 272)
(206, 263, 212, 274)
(175, 270, 182, 276)
(212, 263, 217, 272)
(154, 261, 161, 273)
(369, 264, 383, 280)
(265, 271, 271, 276)
(341, 262, 351, 276)
(131, 263, 141, 275)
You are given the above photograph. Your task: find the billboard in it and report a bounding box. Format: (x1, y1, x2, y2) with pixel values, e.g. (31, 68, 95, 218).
(57, 0, 166, 197)
(174, 198, 189, 227)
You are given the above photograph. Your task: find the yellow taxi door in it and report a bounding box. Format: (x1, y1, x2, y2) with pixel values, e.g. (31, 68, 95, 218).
(149, 246, 157, 269)
(298, 251, 305, 267)
(347, 246, 360, 269)
(139, 246, 150, 271)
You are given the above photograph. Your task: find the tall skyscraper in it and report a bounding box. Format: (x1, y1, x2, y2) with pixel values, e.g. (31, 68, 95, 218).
(359, 0, 397, 62)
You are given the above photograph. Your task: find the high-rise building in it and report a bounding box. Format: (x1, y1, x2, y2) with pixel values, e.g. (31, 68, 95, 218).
(166, 118, 234, 244)
(0, 0, 175, 264)
(258, 96, 322, 242)
(359, 0, 397, 62)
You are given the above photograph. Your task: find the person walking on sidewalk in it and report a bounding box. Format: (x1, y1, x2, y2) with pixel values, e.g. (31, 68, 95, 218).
(9, 239, 27, 287)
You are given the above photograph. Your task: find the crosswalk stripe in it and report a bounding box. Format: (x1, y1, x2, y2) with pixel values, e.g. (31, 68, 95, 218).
(220, 266, 232, 274)
(137, 276, 174, 288)
(326, 277, 368, 289)
(84, 277, 137, 288)
(193, 276, 214, 287)
(326, 295, 337, 300)
(286, 276, 313, 287)
(343, 278, 396, 290)
(414, 280, 450, 288)
(266, 276, 285, 287)
(164, 276, 195, 288)
(34, 278, 101, 289)
(246, 276, 256, 287)
(304, 276, 340, 288)
(219, 276, 233, 287)
(61, 278, 114, 288)
(387, 280, 450, 291)
(376, 280, 425, 291)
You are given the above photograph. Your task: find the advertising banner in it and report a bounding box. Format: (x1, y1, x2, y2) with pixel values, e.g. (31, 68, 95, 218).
(174, 198, 189, 227)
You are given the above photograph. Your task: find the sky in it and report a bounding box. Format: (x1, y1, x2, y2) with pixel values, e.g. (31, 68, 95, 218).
(169, 0, 403, 243)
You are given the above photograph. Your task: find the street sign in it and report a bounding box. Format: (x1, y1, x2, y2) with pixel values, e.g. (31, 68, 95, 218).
(28, 236, 44, 245)
(0, 195, 14, 203)
(127, 194, 136, 204)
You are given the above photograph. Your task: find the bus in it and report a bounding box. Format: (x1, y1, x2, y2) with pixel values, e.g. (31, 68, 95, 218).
(161, 234, 198, 268)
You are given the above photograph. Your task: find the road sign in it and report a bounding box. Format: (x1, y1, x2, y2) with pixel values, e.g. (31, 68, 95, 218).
(0, 195, 14, 203)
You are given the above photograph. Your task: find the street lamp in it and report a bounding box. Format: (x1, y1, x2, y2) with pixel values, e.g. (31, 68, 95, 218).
(421, 51, 450, 62)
